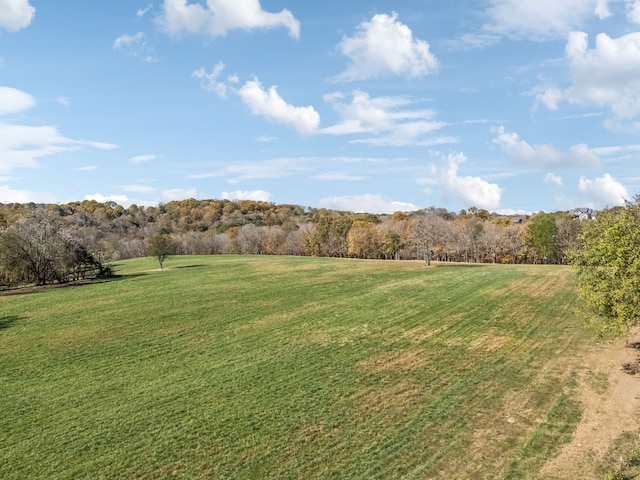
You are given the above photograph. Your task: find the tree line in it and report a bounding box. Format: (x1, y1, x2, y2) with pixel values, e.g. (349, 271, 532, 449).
(0, 199, 584, 287)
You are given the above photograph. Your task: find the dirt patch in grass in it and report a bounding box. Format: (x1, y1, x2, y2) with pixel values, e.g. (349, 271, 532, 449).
(357, 347, 427, 374)
(540, 330, 640, 479)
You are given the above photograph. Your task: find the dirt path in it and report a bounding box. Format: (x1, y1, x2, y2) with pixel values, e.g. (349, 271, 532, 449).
(541, 329, 640, 479)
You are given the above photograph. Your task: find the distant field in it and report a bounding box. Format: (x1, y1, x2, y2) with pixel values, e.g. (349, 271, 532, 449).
(0, 255, 594, 479)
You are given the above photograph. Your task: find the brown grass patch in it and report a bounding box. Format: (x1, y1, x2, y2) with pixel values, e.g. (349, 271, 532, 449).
(491, 269, 569, 300)
(357, 346, 427, 374)
(374, 276, 430, 293)
(233, 302, 325, 334)
(350, 380, 426, 417)
(48, 324, 114, 349)
(401, 324, 448, 345)
(470, 330, 512, 352)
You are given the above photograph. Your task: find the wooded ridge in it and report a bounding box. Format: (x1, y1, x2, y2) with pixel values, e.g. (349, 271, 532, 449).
(0, 198, 586, 287)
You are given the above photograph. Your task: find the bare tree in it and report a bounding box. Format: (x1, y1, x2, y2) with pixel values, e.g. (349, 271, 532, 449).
(415, 212, 449, 266)
(0, 209, 64, 285)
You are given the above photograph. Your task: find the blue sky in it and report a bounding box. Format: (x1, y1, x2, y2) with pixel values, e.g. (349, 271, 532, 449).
(1, 0, 640, 214)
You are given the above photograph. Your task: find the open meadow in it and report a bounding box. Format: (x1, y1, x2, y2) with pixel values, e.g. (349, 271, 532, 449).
(0, 255, 612, 478)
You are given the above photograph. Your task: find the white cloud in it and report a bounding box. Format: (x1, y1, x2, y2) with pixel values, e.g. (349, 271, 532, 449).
(56, 96, 70, 107)
(76, 165, 98, 171)
(161, 188, 200, 201)
(0, 122, 117, 173)
(321, 90, 449, 146)
(544, 173, 563, 185)
(495, 208, 532, 216)
(224, 158, 308, 180)
(427, 153, 504, 210)
(0, 86, 36, 115)
(0, 0, 35, 32)
(312, 172, 367, 181)
(192, 62, 229, 98)
(190, 156, 383, 183)
(129, 154, 157, 164)
(256, 135, 277, 143)
(317, 194, 420, 214)
(137, 3, 153, 18)
(627, 0, 640, 23)
(85, 193, 130, 204)
(493, 126, 601, 169)
(194, 67, 316, 135)
(122, 184, 156, 193)
(578, 173, 629, 206)
(538, 31, 640, 126)
(335, 12, 437, 81)
(113, 32, 158, 62)
(483, 0, 610, 41)
(157, 0, 300, 39)
(0, 184, 59, 203)
(221, 189, 272, 202)
(237, 79, 320, 135)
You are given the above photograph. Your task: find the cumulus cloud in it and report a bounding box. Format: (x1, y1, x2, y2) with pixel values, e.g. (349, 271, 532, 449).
(113, 32, 158, 62)
(578, 173, 629, 206)
(157, 0, 300, 39)
(493, 126, 601, 169)
(0, 0, 35, 32)
(427, 153, 503, 210)
(318, 194, 420, 214)
(627, 0, 640, 23)
(321, 90, 450, 146)
(335, 12, 437, 81)
(0, 86, 36, 115)
(85, 193, 130, 204)
(221, 189, 272, 202)
(237, 79, 320, 134)
(483, 0, 610, 41)
(192, 62, 232, 98)
(538, 31, 640, 127)
(544, 173, 563, 185)
(194, 65, 317, 135)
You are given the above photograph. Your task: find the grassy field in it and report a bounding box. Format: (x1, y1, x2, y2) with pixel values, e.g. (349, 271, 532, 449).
(0, 255, 594, 479)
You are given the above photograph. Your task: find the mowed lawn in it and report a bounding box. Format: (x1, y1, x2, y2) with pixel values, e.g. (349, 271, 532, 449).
(0, 255, 592, 479)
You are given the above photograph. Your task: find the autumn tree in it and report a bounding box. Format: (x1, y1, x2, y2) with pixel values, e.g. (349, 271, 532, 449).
(569, 198, 640, 337)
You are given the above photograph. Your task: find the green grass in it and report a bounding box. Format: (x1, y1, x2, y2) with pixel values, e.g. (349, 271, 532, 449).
(0, 255, 592, 479)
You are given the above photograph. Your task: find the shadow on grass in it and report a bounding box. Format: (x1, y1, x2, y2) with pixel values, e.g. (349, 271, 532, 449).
(0, 273, 149, 297)
(0, 316, 21, 330)
(174, 264, 208, 269)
